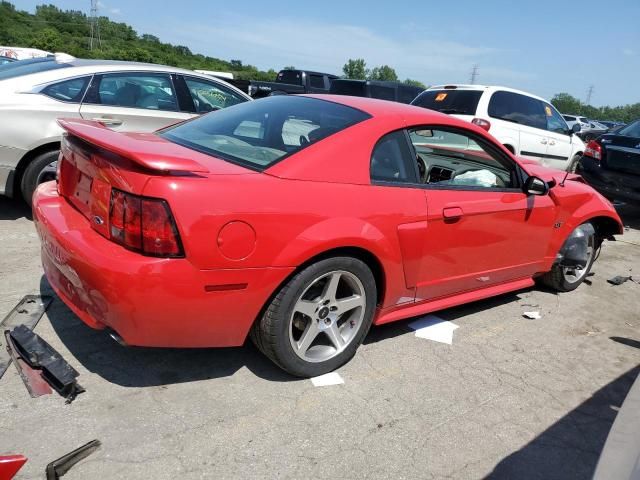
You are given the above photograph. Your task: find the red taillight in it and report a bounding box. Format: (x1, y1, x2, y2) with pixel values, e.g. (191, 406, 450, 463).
(472, 118, 491, 131)
(584, 140, 602, 162)
(109, 189, 183, 257)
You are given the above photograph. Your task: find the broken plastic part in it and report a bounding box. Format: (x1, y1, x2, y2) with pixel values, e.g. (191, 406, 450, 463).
(557, 224, 595, 269)
(607, 276, 633, 286)
(9, 325, 84, 402)
(45, 440, 101, 479)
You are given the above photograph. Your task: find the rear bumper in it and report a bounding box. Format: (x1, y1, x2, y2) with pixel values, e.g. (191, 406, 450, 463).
(33, 182, 294, 348)
(577, 156, 640, 204)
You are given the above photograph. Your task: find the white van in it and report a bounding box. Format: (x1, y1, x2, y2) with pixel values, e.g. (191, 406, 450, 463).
(411, 85, 584, 171)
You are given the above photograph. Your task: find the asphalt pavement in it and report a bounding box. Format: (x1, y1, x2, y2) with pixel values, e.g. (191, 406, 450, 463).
(1, 197, 639, 480)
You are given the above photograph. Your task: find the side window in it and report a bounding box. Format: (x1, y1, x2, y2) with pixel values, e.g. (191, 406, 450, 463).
(183, 77, 246, 113)
(87, 73, 178, 111)
(409, 127, 515, 189)
(41, 76, 90, 103)
(488, 91, 546, 130)
(544, 103, 569, 134)
(309, 75, 325, 89)
(370, 85, 395, 101)
(370, 131, 417, 183)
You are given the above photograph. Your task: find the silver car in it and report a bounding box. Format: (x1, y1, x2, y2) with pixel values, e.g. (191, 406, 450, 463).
(0, 56, 251, 204)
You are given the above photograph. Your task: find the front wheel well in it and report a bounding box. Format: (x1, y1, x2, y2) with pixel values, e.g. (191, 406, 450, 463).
(13, 142, 60, 197)
(588, 216, 623, 239)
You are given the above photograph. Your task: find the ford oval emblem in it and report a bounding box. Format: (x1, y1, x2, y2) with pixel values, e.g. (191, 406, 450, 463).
(93, 216, 104, 225)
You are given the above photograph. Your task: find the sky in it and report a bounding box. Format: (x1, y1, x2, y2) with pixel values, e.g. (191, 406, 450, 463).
(11, 0, 640, 106)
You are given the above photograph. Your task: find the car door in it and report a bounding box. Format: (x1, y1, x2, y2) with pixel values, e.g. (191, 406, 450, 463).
(79, 71, 192, 131)
(543, 102, 574, 168)
(177, 75, 248, 114)
(487, 91, 549, 163)
(406, 125, 557, 301)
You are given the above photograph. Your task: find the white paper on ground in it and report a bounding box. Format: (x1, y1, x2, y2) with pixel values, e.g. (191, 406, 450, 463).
(523, 311, 542, 319)
(311, 372, 345, 387)
(408, 315, 459, 344)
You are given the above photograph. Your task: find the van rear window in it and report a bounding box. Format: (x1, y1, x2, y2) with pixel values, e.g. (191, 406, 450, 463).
(411, 89, 482, 115)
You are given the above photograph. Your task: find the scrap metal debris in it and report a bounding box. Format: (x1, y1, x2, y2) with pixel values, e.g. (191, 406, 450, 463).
(0, 295, 52, 379)
(46, 440, 101, 480)
(523, 311, 542, 320)
(9, 325, 84, 403)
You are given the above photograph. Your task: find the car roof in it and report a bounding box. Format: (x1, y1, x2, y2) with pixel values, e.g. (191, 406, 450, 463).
(426, 84, 551, 104)
(0, 58, 251, 99)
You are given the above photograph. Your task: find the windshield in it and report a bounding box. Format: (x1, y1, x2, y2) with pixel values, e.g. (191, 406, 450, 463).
(0, 57, 69, 80)
(411, 89, 483, 115)
(618, 120, 640, 139)
(160, 96, 371, 170)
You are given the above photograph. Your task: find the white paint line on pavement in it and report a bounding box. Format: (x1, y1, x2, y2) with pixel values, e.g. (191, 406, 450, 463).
(311, 372, 344, 387)
(409, 315, 459, 345)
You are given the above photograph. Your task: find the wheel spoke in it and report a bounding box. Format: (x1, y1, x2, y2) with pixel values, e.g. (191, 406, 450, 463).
(322, 272, 341, 302)
(296, 321, 320, 355)
(295, 300, 317, 318)
(335, 295, 363, 315)
(325, 323, 346, 350)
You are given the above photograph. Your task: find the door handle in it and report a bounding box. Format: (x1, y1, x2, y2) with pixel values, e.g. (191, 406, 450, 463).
(540, 138, 548, 145)
(92, 117, 123, 127)
(443, 207, 464, 219)
(549, 139, 556, 145)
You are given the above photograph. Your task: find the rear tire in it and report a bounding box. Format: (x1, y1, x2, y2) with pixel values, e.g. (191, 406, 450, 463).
(541, 223, 597, 292)
(20, 150, 59, 206)
(251, 257, 377, 377)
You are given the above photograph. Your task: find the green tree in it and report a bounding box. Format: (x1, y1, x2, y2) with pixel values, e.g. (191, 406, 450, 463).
(342, 58, 367, 79)
(31, 28, 63, 52)
(368, 65, 398, 82)
(283, 65, 296, 70)
(551, 93, 583, 115)
(404, 78, 426, 89)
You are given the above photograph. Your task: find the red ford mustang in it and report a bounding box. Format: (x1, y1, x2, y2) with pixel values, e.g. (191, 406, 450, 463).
(33, 95, 623, 377)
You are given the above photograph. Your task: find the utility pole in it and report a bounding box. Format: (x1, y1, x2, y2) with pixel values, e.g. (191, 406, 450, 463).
(470, 64, 479, 84)
(89, 0, 102, 50)
(585, 85, 594, 105)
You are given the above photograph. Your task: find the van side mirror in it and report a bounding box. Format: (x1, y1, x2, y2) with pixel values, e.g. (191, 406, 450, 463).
(524, 176, 549, 196)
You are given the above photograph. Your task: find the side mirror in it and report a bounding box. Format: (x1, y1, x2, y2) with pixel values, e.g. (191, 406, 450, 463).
(571, 123, 581, 134)
(524, 176, 549, 196)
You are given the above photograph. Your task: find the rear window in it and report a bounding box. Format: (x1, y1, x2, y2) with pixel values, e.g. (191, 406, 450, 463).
(0, 58, 70, 81)
(276, 70, 302, 86)
(618, 120, 640, 139)
(160, 96, 371, 170)
(411, 89, 482, 115)
(329, 80, 367, 97)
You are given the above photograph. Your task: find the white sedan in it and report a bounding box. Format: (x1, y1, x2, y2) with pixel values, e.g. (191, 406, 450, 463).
(0, 55, 251, 204)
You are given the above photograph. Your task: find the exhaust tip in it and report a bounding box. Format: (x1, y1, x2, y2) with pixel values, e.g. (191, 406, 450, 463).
(107, 330, 127, 346)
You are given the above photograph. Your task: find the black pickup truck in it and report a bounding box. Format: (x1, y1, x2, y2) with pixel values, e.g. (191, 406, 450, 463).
(248, 70, 338, 98)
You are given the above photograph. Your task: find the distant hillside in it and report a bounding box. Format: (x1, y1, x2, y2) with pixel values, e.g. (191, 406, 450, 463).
(0, 1, 278, 80)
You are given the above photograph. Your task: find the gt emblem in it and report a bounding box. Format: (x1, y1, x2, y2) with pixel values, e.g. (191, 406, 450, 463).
(93, 216, 104, 225)
(554, 222, 563, 228)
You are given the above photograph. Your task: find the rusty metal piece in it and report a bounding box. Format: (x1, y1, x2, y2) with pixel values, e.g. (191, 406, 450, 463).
(0, 295, 53, 379)
(4, 330, 53, 397)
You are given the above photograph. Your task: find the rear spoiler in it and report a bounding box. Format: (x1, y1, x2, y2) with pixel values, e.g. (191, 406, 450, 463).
(57, 119, 209, 173)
